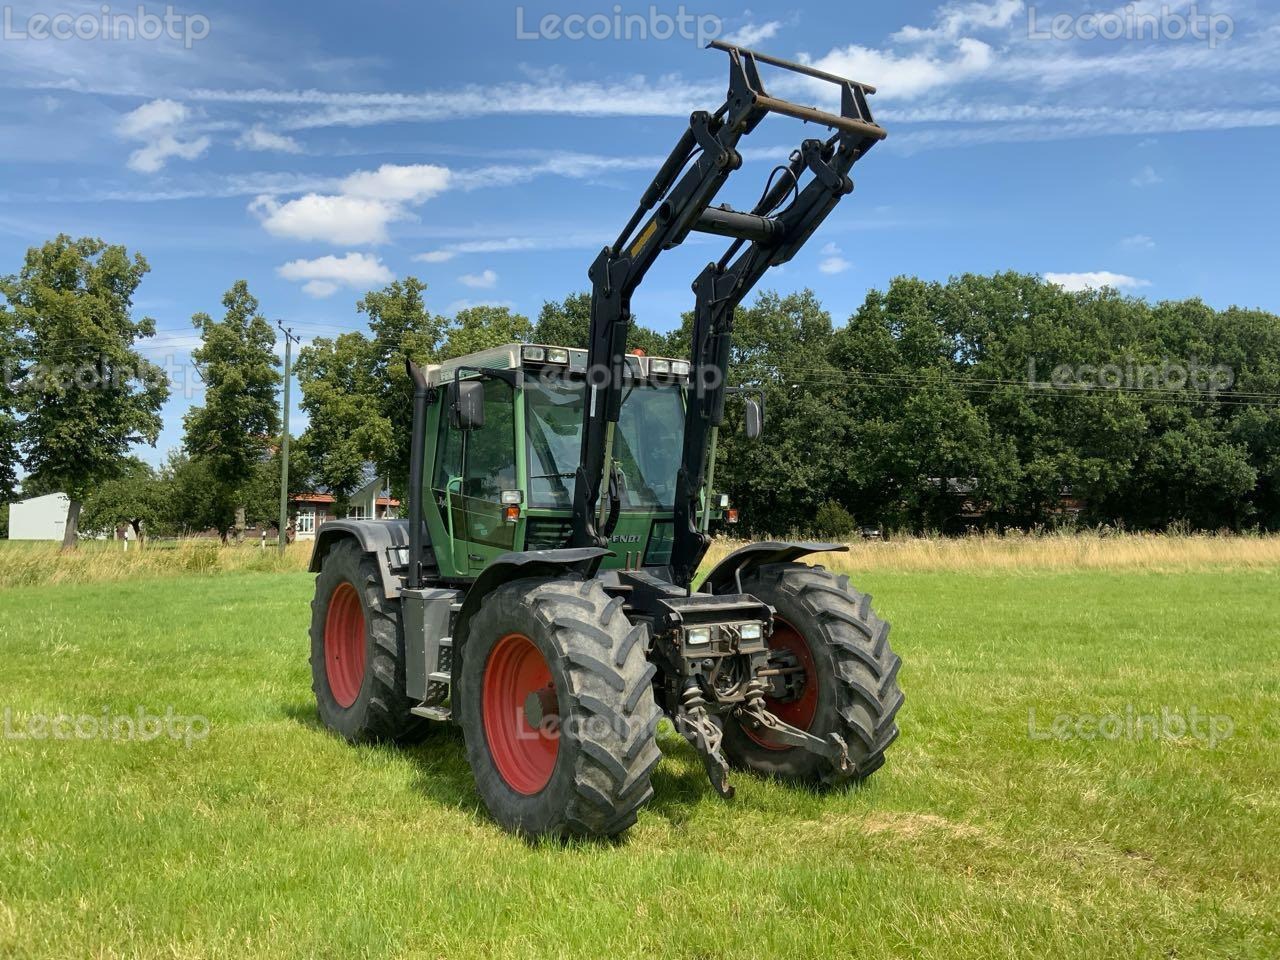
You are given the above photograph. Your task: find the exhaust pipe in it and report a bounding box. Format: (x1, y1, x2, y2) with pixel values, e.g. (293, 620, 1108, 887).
(405, 357, 430, 590)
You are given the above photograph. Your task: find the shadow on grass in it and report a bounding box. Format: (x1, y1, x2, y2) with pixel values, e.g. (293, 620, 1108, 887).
(280, 697, 818, 844)
(280, 699, 324, 731)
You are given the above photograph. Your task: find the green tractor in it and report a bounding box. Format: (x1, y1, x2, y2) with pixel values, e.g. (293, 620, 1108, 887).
(307, 42, 903, 838)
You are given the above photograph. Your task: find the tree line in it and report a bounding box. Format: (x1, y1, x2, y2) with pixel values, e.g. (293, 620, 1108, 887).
(2, 235, 1278, 544)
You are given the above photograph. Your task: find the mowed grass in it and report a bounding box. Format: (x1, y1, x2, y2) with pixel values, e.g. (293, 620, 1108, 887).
(1, 564, 1278, 958)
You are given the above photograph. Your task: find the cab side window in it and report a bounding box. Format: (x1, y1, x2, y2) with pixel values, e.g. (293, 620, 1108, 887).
(461, 379, 516, 500)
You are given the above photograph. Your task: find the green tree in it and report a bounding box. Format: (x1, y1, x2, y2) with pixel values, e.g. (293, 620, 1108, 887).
(182, 281, 281, 541)
(242, 444, 312, 531)
(155, 451, 223, 536)
(296, 332, 389, 512)
(533, 293, 592, 348)
(706, 289, 847, 534)
(0, 235, 168, 548)
(442, 305, 532, 357)
(80, 457, 163, 541)
(358, 278, 445, 493)
(0, 300, 19, 500)
(533, 292, 681, 356)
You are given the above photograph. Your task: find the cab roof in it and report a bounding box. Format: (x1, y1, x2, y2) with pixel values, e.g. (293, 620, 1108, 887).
(429, 343, 690, 386)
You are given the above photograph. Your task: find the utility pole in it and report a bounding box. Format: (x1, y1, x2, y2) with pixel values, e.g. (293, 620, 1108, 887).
(277, 322, 301, 553)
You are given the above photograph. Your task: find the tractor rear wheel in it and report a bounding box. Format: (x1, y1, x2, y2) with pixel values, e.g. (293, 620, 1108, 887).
(309, 539, 429, 744)
(457, 577, 662, 838)
(722, 562, 903, 784)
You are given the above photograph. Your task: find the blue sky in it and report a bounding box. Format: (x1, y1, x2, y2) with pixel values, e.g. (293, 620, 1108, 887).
(1, 0, 1276, 464)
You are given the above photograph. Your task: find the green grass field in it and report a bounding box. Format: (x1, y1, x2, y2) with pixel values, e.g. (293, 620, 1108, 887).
(2, 565, 1278, 958)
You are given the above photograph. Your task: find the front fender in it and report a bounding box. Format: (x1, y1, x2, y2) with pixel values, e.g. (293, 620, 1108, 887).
(454, 547, 612, 650)
(699, 541, 849, 595)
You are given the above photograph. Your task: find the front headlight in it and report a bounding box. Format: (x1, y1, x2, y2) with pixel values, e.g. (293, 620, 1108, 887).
(739, 622, 763, 641)
(686, 627, 711, 645)
(649, 359, 671, 375)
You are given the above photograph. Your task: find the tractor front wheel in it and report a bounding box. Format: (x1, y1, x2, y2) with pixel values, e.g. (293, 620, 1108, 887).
(309, 539, 428, 744)
(457, 577, 662, 838)
(722, 562, 903, 784)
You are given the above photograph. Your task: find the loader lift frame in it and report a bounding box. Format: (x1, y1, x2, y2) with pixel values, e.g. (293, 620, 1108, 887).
(569, 40, 886, 590)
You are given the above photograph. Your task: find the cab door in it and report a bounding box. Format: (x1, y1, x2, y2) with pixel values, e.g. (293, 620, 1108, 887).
(433, 377, 519, 573)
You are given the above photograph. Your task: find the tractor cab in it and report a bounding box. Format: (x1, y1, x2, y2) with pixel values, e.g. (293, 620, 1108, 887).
(419, 343, 719, 580)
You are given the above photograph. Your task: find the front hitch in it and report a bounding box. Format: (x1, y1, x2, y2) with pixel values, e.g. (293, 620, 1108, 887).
(734, 680, 853, 779)
(674, 681, 735, 799)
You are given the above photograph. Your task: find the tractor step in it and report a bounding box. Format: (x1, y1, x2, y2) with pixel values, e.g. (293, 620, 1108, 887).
(410, 704, 451, 722)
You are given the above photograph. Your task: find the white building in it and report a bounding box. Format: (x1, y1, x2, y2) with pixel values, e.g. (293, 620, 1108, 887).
(292, 470, 399, 541)
(8, 493, 71, 541)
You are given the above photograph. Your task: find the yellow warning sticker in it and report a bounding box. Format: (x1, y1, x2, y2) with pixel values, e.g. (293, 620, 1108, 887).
(629, 219, 658, 258)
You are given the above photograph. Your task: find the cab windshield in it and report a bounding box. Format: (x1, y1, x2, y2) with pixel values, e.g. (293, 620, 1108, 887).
(525, 378, 684, 511)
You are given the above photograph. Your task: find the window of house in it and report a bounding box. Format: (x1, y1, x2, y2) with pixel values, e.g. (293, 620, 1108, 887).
(296, 508, 316, 535)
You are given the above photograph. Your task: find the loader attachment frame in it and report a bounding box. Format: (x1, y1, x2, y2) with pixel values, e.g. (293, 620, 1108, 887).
(567, 41, 886, 588)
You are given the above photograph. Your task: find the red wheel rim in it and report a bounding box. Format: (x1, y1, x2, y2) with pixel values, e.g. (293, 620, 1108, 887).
(324, 582, 366, 709)
(483, 633, 559, 795)
(746, 618, 819, 751)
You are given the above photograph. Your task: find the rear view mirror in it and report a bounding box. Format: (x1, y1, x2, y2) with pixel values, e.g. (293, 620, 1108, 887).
(744, 399, 763, 441)
(449, 379, 485, 431)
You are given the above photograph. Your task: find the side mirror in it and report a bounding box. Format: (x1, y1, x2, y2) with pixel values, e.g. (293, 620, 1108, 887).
(449, 379, 485, 431)
(744, 399, 763, 441)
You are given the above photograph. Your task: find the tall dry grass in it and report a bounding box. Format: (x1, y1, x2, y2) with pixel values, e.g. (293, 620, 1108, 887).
(0, 538, 312, 588)
(2, 530, 1278, 590)
(702, 529, 1280, 576)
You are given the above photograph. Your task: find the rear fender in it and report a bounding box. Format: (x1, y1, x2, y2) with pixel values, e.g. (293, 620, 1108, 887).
(309, 520, 413, 600)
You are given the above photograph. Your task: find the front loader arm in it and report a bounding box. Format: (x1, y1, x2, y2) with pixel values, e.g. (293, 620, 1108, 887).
(570, 42, 886, 568)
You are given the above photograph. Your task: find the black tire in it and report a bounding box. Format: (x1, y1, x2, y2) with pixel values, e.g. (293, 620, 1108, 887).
(722, 562, 903, 784)
(457, 577, 662, 838)
(309, 539, 429, 744)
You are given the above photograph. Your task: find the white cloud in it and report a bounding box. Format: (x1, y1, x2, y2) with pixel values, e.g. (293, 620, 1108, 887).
(236, 124, 302, 154)
(117, 98, 209, 173)
(458, 269, 497, 289)
(805, 37, 995, 100)
(118, 99, 188, 138)
(1131, 165, 1164, 187)
(301, 280, 339, 298)
(1043, 271, 1151, 292)
(278, 252, 394, 298)
(340, 163, 451, 202)
(412, 230, 608, 261)
(126, 135, 211, 174)
(893, 0, 1023, 42)
(817, 241, 851, 275)
(1121, 233, 1156, 249)
(249, 162, 451, 245)
(251, 193, 405, 245)
(723, 20, 782, 47)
